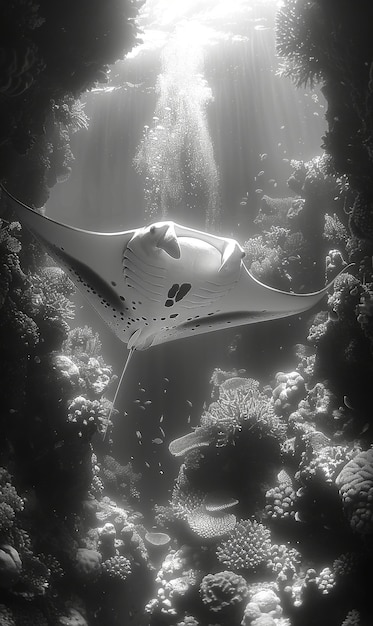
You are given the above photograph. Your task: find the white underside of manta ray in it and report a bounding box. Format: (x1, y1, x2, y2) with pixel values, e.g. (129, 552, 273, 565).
(1, 184, 343, 352)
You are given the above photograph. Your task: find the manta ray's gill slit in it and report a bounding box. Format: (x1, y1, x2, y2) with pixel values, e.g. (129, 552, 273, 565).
(123, 259, 165, 290)
(124, 247, 166, 279)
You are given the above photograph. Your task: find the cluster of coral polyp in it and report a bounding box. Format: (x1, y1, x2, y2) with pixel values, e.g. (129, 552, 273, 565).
(145, 362, 373, 625)
(0, 210, 154, 624)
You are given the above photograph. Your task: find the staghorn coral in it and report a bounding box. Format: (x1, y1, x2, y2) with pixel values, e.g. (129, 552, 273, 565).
(216, 520, 272, 573)
(201, 376, 286, 446)
(336, 448, 373, 534)
(199, 570, 249, 613)
(324, 213, 349, 247)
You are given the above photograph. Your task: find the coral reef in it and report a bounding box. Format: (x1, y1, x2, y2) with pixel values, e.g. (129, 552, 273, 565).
(336, 448, 373, 534)
(216, 519, 272, 573)
(199, 570, 248, 613)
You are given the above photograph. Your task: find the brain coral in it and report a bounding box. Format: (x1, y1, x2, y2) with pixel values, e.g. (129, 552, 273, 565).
(335, 448, 373, 534)
(200, 570, 248, 612)
(216, 519, 272, 572)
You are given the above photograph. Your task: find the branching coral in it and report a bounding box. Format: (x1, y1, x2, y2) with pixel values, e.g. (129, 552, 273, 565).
(101, 555, 131, 582)
(265, 470, 297, 521)
(216, 520, 272, 573)
(101, 455, 141, 501)
(0, 468, 24, 535)
(67, 395, 111, 439)
(199, 570, 248, 613)
(340, 609, 361, 626)
(336, 448, 373, 534)
(242, 235, 287, 287)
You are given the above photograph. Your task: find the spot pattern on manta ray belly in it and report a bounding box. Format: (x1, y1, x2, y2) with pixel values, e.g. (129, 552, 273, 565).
(51, 245, 129, 328)
(165, 283, 192, 307)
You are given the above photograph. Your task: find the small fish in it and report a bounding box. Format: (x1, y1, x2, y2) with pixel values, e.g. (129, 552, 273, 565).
(343, 395, 354, 410)
(144, 400, 152, 405)
(164, 377, 169, 383)
(327, 309, 339, 322)
(159, 426, 165, 438)
(134, 399, 141, 404)
(187, 415, 191, 423)
(260, 153, 268, 161)
(255, 189, 263, 195)
(152, 438, 163, 445)
(139, 405, 146, 411)
(257, 170, 265, 177)
(159, 414, 164, 423)
(240, 201, 247, 206)
(145, 461, 150, 468)
(136, 430, 142, 440)
(186, 400, 193, 407)
(140, 387, 146, 393)
(360, 423, 370, 434)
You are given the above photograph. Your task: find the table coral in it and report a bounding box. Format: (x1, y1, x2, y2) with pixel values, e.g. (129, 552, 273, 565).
(200, 570, 249, 613)
(336, 448, 373, 534)
(216, 519, 272, 572)
(169, 427, 214, 457)
(187, 504, 236, 540)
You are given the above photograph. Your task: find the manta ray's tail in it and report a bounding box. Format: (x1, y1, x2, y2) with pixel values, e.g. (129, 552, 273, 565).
(102, 347, 135, 441)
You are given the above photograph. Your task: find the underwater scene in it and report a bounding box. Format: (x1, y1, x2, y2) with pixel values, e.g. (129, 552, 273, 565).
(1, 0, 373, 625)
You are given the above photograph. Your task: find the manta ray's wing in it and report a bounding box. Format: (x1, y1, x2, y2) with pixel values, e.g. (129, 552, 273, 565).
(1, 185, 137, 337)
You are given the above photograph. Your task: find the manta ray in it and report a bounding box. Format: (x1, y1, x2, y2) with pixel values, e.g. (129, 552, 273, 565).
(1, 184, 345, 435)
